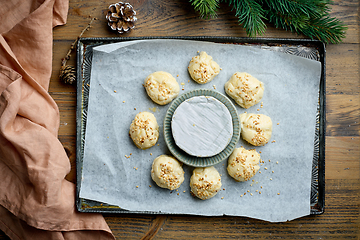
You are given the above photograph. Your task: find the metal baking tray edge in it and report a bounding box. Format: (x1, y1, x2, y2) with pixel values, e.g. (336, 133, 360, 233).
(75, 36, 325, 216)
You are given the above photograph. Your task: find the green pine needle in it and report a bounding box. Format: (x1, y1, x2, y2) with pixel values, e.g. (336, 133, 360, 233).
(263, 0, 331, 18)
(304, 16, 347, 44)
(266, 10, 309, 33)
(189, 0, 347, 43)
(266, 4, 347, 43)
(226, 0, 267, 37)
(190, 0, 220, 19)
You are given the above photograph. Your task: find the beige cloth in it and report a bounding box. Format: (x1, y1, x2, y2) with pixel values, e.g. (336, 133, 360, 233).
(0, 0, 114, 239)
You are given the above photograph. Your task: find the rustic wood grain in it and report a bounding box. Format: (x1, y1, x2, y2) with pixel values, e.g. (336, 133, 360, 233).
(326, 43, 360, 95)
(1, 0, 359, 239)
(53, 0, 359, 43)
(102, 179, 359, 239)
(326, 95, 360, 137)
(325, 137, 360, 180)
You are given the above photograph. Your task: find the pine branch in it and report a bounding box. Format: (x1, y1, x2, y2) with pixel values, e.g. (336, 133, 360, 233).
(263, 0, 331, 18)
(226, 0, 267, 37)
(189, 0, 220, 18)
(266, 10, 308, 33)
(189, 0, 347, 43)
(304, 16, 347, 44)
(266, 10, 347, 43)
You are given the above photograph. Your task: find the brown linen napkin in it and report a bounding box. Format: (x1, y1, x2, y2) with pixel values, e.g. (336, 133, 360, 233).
(0, 0, 115, 239)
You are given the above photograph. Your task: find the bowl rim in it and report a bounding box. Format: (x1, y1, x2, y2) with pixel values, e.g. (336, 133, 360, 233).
(163, 89, 240, 167)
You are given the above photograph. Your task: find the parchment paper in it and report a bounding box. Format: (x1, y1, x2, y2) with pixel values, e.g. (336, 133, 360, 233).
(79, 39, 321, 222)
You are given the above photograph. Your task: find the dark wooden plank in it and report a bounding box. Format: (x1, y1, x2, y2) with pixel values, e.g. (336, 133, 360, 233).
(326, 95, 360, 137)
(326, 44, 360, 95)
(50, 92, 77, 137)
(1, 0, 359, 239)
(104, 214, 159, 239)
(52, 0, 359, 44)
(328, 0, 360, 44)
(325, 137, 360, 179)
(103, 179, 359, 239)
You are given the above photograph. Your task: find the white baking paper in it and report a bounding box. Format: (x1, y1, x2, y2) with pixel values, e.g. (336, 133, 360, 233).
(79, 39, 321, 222)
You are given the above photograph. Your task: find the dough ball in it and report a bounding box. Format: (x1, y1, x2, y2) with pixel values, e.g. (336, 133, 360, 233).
(144, 71, 180, 105)
(151, 155, 185, 190)
(240, 113, 272, 146)
(129, 111, 159, 149)
(225, 72, 264, 109)
(188, 51, 220, 84)
(227, 147, 260, 182)
(190, 166, 222, 200)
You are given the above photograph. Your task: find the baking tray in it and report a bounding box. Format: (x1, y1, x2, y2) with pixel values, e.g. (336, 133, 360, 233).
(76, 37, 325, 215)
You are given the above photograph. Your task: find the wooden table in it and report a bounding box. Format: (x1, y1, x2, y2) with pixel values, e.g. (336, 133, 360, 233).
(1, 0, 359, 239)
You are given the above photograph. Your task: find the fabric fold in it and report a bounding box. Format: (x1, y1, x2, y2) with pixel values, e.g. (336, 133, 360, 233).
(0, 0, 114, 238)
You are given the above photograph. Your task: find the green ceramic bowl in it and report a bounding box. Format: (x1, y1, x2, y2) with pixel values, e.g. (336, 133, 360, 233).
(164, 89, 240, 167)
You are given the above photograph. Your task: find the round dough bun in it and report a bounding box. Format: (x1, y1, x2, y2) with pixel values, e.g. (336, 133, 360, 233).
(225, 72, 264, 109)
(188, 51, 220, 84)
(144, 71, 180, 105)
(190, 166, 222, 200)
(227, 147, 260, 182)
(129, 111, 159, 149)
(240, 113, 272, 146)
(151, 155, 185, 190)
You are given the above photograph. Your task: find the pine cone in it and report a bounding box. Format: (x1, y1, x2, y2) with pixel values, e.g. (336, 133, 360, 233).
(59, 65, 76, 85)
(106, 2, 137, 34)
